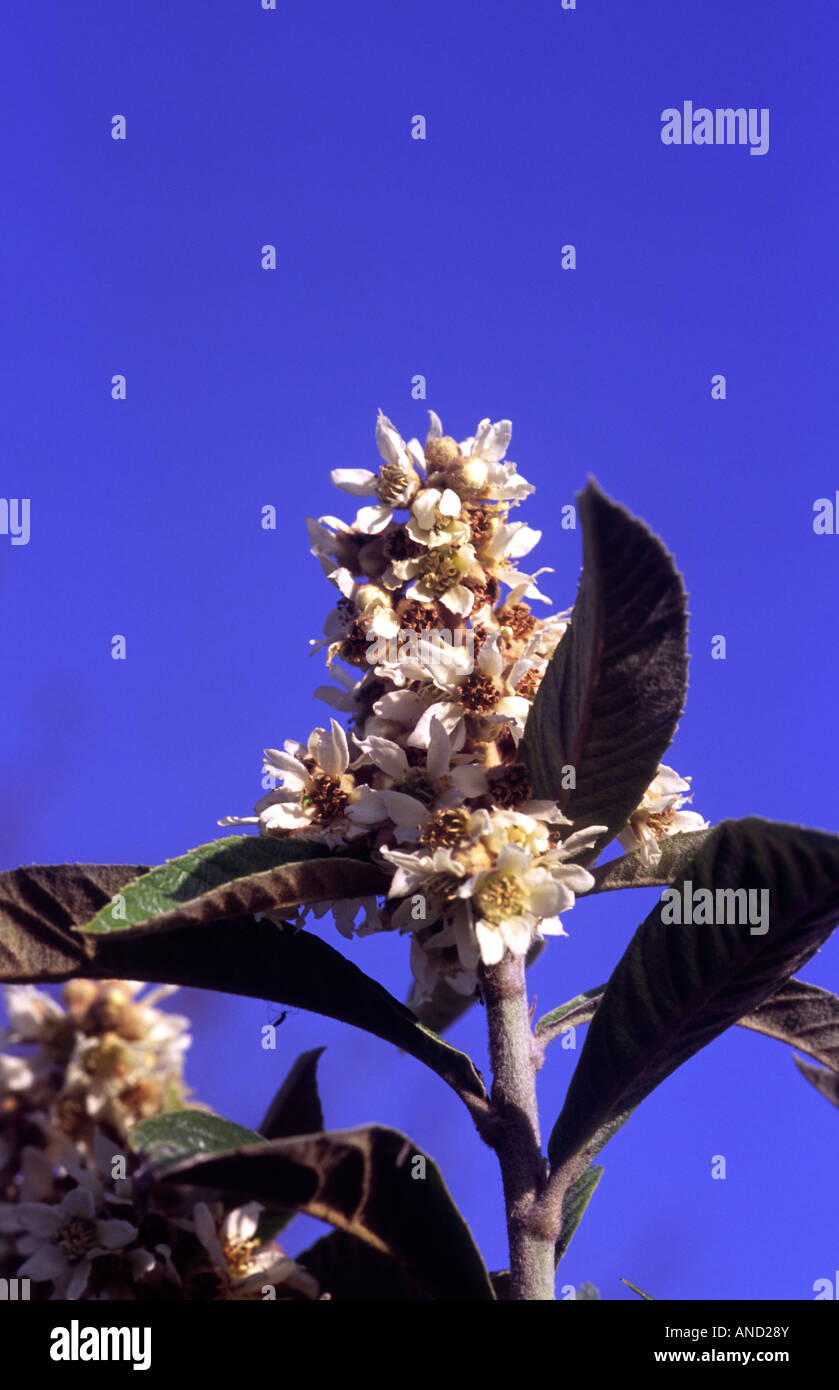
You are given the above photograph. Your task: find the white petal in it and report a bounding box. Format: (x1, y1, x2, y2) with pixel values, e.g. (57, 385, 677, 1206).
(495, 844, 531, 875)
(426, 410, 443, 442)
(451, 764, 489, 796)
(556, 864, 595, 894)
(474, 419, 512, 462)
(264, 751, 311, 789)
(96, 1218, 137, 1250)
(18, 1244, 68, 1283)
(370, 607, 400, 638)
(476, 921, 505, 964)
(438, 488, 461, 517)
(355, 503, 394, 534)
(442, 584, 474, 617)
(426, 717, 450, 781)
(60, 1187, 95, 1220)
(359, 736, 409, 779)
(378, 791, 429, 835)
(374, 689, 427, 721)
(408, 702, 464, 749)
(526, 879, 562, 917)
(412, 488, 442, 530)
(17, 1203, 62, 1238)
(501, 917, 533, 955)
(477, 634, 504, 679)
(330, 468, 377, 496)
(376, 410, 407, 467)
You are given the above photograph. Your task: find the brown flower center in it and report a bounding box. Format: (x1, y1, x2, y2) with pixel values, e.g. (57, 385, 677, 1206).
(56, 1215, 98, 1263)
(420, 808, 470, 849)
(487, 764, 533, 808)
(500, 604, 536, 639)
(459, 673, 498, 713)
(301, 772, 351, 823)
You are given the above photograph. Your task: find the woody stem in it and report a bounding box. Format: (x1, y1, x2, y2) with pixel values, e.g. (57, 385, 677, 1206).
(480, 952, 556, 1300)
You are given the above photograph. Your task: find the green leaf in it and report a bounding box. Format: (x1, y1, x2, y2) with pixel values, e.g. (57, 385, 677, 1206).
(298, 1230, 434, 1301)
(259, 1048, 326, 1139)
(536, 986, 606, 1041)
(793, 1056, 839, 1111)
(621, 1278, 655, 1300)
(555, 1165, 604, 1264)
(162, 1125, 496, 1301)
(517, 481, 687, 862)
(130, 1110, 265, 1167)
(548, 817, 839, 1170)
(0, 866, 488, 1111)
(587, 831, 711, 894)
(77, 836, 388, 937)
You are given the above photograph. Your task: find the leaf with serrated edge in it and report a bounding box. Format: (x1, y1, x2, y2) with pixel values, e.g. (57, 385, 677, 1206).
(548, 817, 839, 1170)
(162, 1125, 495, 1301)
(517, 482, 687, 863)
(77, 836, 388, 937)
(555, 1165, 604, 1264)
(0, 867, 487, 1108)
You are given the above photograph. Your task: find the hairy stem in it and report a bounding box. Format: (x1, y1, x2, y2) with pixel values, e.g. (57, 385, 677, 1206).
(480, 953, 556, 1300)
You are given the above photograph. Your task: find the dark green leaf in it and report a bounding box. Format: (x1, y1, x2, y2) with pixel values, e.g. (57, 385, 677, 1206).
(77, 836, 387, 937)
(162, 1125, 496, 1301)
(555, 1165, 604, 1264)
(259, 1048, 326, 1139)
(548, 818, 839, 1170)
(298, 1229, 433, 1300)
(130, 1111, 265, 1167)
(517, 481, 687, 862)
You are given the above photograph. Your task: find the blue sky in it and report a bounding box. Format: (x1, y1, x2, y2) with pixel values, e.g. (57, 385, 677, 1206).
(2, 0, 838, 1299)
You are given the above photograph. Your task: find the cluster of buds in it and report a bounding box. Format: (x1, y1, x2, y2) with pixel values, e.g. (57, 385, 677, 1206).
(0, 983, 320, 1300)
(222, 412, 707, 1001)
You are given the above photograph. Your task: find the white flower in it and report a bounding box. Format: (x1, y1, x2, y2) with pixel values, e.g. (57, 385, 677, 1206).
(617, 765, 709, 865)
(389, 540, 477, 618)
(192, 1201, 320, 1300)
(331, 412, 423, 535)
(405, 487, 470, 549)
(2, 985, 64, 1044)
(220, 719, 371, 847)
(426, 412, 535, 502)
(4, 1184, 136, 1299)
